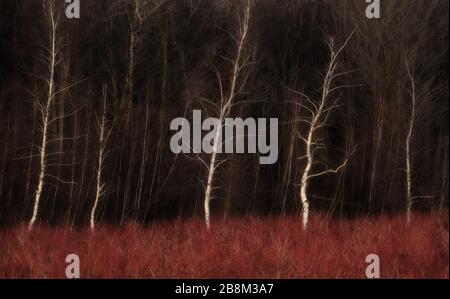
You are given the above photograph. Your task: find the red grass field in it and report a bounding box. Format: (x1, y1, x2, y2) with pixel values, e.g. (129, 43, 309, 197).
(0, 212, 448, 278)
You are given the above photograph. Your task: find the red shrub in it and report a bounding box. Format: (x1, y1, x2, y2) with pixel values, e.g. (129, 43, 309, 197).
(0, 212, 448, 278)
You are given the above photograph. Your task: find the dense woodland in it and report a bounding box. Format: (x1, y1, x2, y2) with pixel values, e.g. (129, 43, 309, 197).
(0, 0, 448, 228)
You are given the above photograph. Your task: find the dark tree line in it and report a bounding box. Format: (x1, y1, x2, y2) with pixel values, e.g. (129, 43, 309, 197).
(0, 0, 448, 227)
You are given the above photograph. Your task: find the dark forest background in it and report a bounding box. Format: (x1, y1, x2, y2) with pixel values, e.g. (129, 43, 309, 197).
(0, 0, 448, 227)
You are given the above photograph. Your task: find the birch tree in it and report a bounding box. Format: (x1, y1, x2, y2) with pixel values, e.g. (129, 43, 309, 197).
(291, 33, 355, 230)
(404, 61, 416, 224)
(29, 0, 80, 229)
(198, 0, 252, 229)
(402, 57, 438, 224)
(399, 0, 446, 223)
(90, 86, 112, 229)
(29, 0, 60, 229)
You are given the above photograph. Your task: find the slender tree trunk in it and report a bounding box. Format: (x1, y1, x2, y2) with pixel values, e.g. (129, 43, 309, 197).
(368, 97, 384, 207)
(280, 104, 297, 213)
(29, 2, 58, 229)
(50, 51, 70, 222)
(30, 104, 50, 228)
(75, 109, 91, 226)
(300, 125, 314, 230)
(202, 1, 251, 229)
(439, 141, 448, 213)
(25, 102, 37, 198)
(295, 34, 354, 230)
(135, 97, 150, 219)
(66, 113, 78, 226)
(405, 62, 416, 225)
(90, 87, 108, 229)
(203, 118, 222, 229)
(0, 131, 8, 207)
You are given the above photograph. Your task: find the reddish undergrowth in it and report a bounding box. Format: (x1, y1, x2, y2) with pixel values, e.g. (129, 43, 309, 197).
(0, 212, 448, 278)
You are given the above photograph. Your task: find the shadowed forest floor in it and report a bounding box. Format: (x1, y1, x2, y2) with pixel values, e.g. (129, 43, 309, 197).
(0, 212, 448, 278)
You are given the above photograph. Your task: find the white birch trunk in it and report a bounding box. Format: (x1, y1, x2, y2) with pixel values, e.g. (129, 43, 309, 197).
(29, 2, 58, 229)
(203, 122, 222, 229)
(296, 34, 354, 230)
(90, 88, 108, 229)
(202, 1, 251, 229)
(405, 62, 416, 225)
